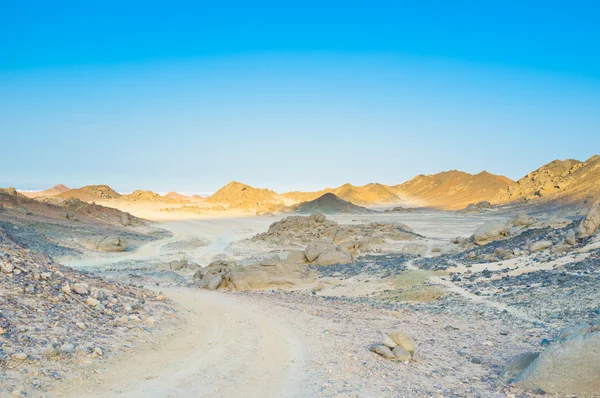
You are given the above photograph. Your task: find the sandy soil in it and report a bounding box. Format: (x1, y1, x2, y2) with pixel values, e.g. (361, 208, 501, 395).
(52, 288, 307, 398)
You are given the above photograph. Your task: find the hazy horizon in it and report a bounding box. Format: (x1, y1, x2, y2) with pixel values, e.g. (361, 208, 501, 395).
(2, 1, 599, 193)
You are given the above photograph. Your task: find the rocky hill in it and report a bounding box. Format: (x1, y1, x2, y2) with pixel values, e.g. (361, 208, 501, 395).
(120, 190, 163, 202)
(58, 185, 122, 202)
(206, 181, 283, 211)
(0, 188, 140, 227)
(163, 191, 188, 199)
(0, 225, 176, 396)
(394, 170, 515, 210)
(291, 193, 376, 214)
(332, 183, 404, 205)
(499, 155, 600, 206)
(20, 184, 70, 198)
(281, 183, 403, 206)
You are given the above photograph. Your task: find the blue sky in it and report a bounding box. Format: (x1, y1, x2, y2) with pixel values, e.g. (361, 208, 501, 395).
(1, 1, 599, 193)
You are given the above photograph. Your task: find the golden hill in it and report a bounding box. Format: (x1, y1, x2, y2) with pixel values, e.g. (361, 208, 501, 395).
(394, 170, 515, 210)
(332, 183, 404, 205)
(292, 193, 376, 214)
(281, 183, 404, 206)
(21, 184, 70, 198)
(120, 190, 163, 202)
(500, 155, 600, 205)
(206, 181, 283, 210)
(58, 185, 122, 202)
(163, 191, 189, 199)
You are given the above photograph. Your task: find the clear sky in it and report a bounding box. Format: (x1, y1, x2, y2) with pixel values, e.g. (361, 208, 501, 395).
(1, 1, 599, 193)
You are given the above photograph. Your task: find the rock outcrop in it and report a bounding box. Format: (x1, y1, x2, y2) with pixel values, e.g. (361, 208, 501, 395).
(578, 201, 600, 238)
(120, 190, 163, 202)
(194, 255, 314, 291)
(79, 236, 128, 252)
(509, 322, 600, 395)
(57, 185, 122, 201)
(291, 193, 376, 214)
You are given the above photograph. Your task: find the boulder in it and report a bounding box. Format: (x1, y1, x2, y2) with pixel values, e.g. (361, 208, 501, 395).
(314, 250, 352, 266)
(529, 240, 553, 252)
(472, 221, 508, 246)
(304, 241, 337, 262)
(170, 259, 188, 271)
(206, 274, 223, 290)
(476, 200, 491, 209)
(392, 346, 412, 361)
(500, 352, 539, 383)
(515, 323, 600, 394)
(578, 201, 600, 238)
(260, 255, 280, 266)
(387, 330, 415, 356)
(511, 211, 536, 227)
(287, 250, 308, 264)
(369, 344, 395, 359)
(228, 262, 313, 291)
(80, 236, 128, 252)
(565, 229, 577, 245)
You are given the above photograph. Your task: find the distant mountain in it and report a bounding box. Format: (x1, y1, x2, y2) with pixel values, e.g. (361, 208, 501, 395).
(332, 183, 404, 205)
(499, 155, 600, 205)
(281, 183, 404, 206)
(58, 185, 122, 202)
(292, 193, 376, 214)
(206, 181, 283, 210)
(20, 184, 70, 198)
(394, 170, 515, 210)
(120, 190, 163, 202)
(163, 191, 189, 199)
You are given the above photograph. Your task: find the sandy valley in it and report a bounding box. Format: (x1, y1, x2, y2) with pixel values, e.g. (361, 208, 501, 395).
(2, 155, 600, 397)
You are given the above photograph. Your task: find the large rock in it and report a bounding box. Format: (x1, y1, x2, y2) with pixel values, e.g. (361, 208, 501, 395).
(228, 262, 313, 291)
(314, 250, 352, 266)
(304, 241, 337, 262)
(510, 211, 536, 227)
(80, 236, 128, 252)
(472, 221, 508, 246)
(287, 250, 308, 264)
(529, 240, 553, 252)
(578, 201, 600, 238)
(514, 323, 600, 394)
(500, 352, 539, 383)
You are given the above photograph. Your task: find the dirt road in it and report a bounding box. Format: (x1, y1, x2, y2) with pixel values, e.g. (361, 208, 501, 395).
(55, 288, 308, 397)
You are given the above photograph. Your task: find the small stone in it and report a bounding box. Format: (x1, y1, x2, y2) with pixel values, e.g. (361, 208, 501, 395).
(61, 284, 71, 294)
(369, 344, 395, 359)
(59, 343, 75, 354)
(12, 353, 28, 360)
(471, 357, 483, 364)
(42, 347, 59, 358)
(86, 298, 100, 307)
(381, 335, 397, 349)
(392, 345, 412, 361)
(94, 347, 103, 356)
(387, 330, 415, 355)
(1, 263, 14, 273)
(72, 283, 88, 295)
(76, 322, 87, 330)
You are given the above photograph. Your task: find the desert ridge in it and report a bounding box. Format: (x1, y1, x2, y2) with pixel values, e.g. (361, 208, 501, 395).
(15, 154, 600, 214)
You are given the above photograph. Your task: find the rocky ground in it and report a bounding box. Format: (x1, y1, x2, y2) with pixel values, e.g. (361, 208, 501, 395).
(2, 199, 600, 396)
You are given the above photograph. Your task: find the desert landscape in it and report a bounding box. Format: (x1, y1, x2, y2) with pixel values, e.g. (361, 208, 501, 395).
(1, 154, 600, 397)
(3, 2, 599, 397)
